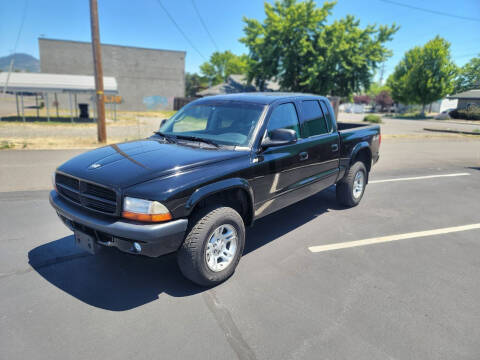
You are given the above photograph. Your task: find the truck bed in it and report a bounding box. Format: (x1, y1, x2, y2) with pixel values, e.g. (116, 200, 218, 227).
(337, 121, 378, 132)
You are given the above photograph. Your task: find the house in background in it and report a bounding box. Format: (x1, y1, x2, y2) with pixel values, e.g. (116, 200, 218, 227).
(197, 74, 280, 97)
(447, 89, 480, 110)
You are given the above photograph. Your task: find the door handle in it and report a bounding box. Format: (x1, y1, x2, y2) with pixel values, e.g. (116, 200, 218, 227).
(331, 144, 339, 152)
(299, 152, 309, 161)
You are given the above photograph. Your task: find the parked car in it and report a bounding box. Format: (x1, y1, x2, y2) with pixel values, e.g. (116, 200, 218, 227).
(50, 93, 381, 286)
(435, 108, 455, 120)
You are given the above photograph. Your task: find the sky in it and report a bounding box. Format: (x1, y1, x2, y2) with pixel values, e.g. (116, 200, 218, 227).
(1, 0, 479, 82)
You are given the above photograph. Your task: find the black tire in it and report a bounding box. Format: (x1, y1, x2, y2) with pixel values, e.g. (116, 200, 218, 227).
(177, 206, 245, 286)
(336, 161, 367, 207)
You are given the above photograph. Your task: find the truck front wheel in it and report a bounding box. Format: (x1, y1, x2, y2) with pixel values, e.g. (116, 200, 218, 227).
(177, 206, 245, 286)
(336, 161, 367, 207)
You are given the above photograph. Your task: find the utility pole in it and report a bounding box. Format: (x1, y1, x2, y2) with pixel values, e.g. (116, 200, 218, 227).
(89, 0, 106, 143)
(379, 62, 386, 85)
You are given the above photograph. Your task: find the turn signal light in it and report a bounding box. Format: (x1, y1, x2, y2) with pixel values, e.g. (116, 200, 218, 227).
(122, 211, 172, 222)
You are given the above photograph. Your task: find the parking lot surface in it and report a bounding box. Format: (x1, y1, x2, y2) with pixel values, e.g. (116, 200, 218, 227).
(1, 137, 480, 359)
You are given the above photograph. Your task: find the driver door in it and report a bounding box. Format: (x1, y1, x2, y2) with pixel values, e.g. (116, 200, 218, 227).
(251, 102, 306, 218)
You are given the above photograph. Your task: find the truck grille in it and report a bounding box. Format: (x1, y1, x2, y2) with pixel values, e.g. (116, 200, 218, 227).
(55, 173, 118, 215)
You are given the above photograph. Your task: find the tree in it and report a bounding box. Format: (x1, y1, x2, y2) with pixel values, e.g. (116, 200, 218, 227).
(387, 36, 457, 114)
(240, 0, 398, 96)
(353, 95, 371, 104)
(185, 72, 208, 97)
(453, 56, 480, 93)
(199, 51, 248, 86)
(375, 90, 393, 111)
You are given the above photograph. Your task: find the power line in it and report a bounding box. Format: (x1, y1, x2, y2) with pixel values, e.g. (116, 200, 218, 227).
(1, 0, 29, 119)
(155, 0, 207, 60)
(379, 0, 480, 23)
(190, 0, 219, 51)
(12, 0, 29, 54)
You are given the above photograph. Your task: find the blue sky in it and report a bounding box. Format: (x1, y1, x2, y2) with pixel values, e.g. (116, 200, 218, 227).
(1, 0, 479, 81)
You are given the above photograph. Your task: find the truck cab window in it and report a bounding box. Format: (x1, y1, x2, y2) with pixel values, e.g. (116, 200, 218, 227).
(267, 103, 300, 138)
(301, 100, 328, 137)
(320, 101, 333, 132)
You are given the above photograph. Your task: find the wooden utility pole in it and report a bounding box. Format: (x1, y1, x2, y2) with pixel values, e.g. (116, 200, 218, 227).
(89, 0, 107, 143)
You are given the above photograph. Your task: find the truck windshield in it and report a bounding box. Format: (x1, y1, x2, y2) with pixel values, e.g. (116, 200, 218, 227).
(159, 102, 265, 147)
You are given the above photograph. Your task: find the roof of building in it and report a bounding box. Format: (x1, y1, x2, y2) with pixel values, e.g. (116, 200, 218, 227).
(447, 89, 480, 100)
(38, 37, 186, 55)
(197, 74, 280, 96)
(194, 92, 327, 105)
(0, 72, 118, 93)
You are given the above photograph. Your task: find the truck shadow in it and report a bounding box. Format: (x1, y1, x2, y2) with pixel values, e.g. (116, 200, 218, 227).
(28, 188, 340, 311)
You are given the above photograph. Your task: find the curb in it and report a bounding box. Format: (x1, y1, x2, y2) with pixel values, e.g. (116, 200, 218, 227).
(423, 128, 480, 136)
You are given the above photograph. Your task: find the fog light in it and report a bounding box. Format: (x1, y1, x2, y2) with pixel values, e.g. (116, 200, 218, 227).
(133, 242, 142, 252)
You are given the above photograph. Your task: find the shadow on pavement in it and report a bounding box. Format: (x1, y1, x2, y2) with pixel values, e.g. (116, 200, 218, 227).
(28, 188, 340, 311)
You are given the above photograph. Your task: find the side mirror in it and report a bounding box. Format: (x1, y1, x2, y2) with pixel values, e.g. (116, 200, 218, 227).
(159, 119, 167, 128)
(261, 128, 297, 148)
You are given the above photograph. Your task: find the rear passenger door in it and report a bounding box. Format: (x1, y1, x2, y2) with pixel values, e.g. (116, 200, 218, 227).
(295, 99, 340, 192)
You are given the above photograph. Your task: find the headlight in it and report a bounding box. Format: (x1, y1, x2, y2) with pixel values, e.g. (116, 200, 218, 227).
(52, 172, 57, 190)
(122, 197, 172, 222)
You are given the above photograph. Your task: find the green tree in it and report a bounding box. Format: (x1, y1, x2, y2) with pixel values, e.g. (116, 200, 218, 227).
(240, 0, 398, 96)
(199, 51, 248, 86)
(185, 72, 208, 97)
(453, 56, 480, 93)
(387, 36, 457, 114)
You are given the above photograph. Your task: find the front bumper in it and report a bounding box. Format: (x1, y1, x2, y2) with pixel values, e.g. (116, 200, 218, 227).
(49, 190, 188, 257)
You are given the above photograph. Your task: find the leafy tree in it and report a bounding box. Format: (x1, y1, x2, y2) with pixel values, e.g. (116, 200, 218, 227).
(199, 51, 248, 86)
(375, 90, 393, 111)
(240, 0, 398, 96)
(353, 95, 371, 104)
(185, 72, 208, 97)
(453, 56, 480, 93)
(387, 36, 457, 114)
(367, 82, 391, 99)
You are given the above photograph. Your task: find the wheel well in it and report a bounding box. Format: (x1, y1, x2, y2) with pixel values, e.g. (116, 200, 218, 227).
(353, 148, 372, 172)
(190, 188, 253, 226)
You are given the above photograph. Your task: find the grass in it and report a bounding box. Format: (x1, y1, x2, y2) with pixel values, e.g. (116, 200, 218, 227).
(386, 112, 434, 120)
(473, 129, 480, 134)
(0, 140, 15, 150)
(0, 137, 140, 150)
(363, 114, 382, 124)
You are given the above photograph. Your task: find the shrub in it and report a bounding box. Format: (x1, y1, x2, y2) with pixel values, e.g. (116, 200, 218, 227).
(363, 114, 382, 123)
(450, 107, 480, 121)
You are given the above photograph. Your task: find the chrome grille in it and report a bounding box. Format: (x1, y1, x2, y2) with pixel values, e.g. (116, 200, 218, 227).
(55, 173, 118, 215)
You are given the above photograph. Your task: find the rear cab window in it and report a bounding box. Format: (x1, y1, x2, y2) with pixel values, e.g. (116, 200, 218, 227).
(319, 101, 334, 132)
(300, 100, 329, 137)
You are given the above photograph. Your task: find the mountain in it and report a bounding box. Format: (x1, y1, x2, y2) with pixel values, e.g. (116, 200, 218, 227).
(0, 53, 40, 72)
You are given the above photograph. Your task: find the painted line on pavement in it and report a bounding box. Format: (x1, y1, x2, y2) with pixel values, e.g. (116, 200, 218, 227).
(308, 223, 480, 253)
(369, 173, 470, 184)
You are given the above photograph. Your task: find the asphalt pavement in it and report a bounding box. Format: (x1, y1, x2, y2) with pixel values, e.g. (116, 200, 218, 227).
(1, 137, 480, 359)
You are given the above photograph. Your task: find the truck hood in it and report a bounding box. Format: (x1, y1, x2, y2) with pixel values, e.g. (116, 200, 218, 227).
(57, 139, 245, 189)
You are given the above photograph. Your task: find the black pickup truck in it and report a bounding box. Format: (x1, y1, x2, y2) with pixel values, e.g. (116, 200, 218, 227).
(50, 93, 380, 286)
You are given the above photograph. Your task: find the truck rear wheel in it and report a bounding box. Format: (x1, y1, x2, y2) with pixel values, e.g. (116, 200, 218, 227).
(177, 206, 245, 286)
(336, 161, 367, 207)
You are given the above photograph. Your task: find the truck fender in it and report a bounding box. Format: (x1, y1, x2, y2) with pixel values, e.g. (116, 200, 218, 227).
(347, 142, 372, 182)
(185, 178, 255, 222)
(350, 142, 372, 166)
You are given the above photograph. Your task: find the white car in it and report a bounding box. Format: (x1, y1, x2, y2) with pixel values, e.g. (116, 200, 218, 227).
(435, 108, 455, 120)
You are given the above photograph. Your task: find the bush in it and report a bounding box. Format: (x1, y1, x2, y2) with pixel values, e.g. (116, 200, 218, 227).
(363, 114, 382, 123)
(450, 107, 480, 121)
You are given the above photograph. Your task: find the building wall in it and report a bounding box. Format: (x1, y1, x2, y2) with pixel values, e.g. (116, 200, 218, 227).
(39, 38, 185, 111)
(457, 99, 480, 110)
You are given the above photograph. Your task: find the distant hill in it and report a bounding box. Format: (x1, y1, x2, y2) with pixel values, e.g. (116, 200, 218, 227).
(0, 53, 40, 72)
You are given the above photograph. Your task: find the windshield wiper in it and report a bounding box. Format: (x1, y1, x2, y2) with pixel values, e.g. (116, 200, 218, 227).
(153, 131, 176, 144)
(174, 135, 219, 148)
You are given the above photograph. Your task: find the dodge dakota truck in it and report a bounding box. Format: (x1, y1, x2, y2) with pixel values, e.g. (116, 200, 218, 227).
(50, 93, 380, 286)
